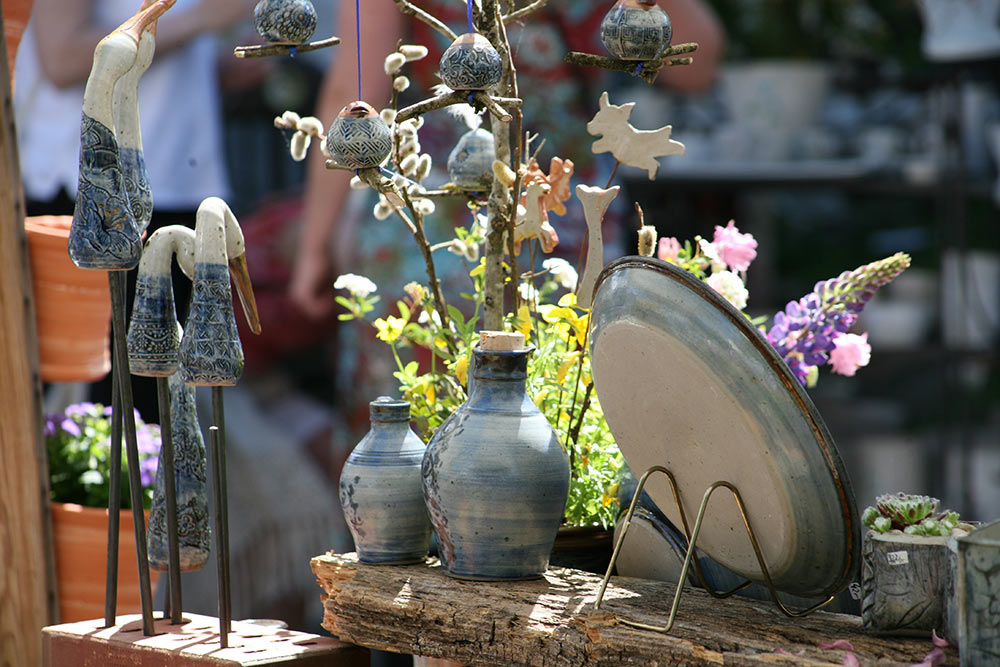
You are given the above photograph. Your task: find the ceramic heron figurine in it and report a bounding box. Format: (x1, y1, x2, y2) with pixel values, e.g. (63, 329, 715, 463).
(67, 0, 175, 636)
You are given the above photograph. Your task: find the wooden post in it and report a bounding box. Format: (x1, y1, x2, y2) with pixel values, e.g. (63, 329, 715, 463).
(0, 10, 58, 667)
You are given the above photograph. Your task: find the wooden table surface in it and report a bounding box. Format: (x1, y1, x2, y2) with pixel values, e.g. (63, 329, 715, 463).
(312, 552, 955, 666)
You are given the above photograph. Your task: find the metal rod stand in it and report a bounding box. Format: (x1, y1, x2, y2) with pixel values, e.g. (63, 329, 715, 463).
(208, 422, 231, 648)
(108, 271, 156, 636)
(593, 465, 835, 633)
(156, 376, 183, 623)
(103, 311, 124, 628)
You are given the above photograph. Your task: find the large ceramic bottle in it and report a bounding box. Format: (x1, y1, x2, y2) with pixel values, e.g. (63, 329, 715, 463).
(422, 331, 570, 580)
(340, 397, 432, 564)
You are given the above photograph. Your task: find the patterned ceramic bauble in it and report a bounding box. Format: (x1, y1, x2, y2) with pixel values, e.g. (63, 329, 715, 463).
(439, 32, 503, 91)
(340, 397, 432, 564)
(600, 0, 673, 61)
(253, 0, 318, 45)
(447, 128, 495, 191)
(325, 101, 393, 169)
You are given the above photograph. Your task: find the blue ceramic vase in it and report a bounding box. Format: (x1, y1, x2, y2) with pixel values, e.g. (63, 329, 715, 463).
(253, 0, 318, 44)
(600, 0, 673, 61)
(340, 397, 432, 564)
(422, 344, 570, 580)
(439, 32, 503, 91)
(325, 101, 393, 170)
(447, 128, 495, 191)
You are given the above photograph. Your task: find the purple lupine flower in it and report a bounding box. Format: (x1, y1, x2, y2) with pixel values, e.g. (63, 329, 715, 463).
(60, 417, 82, 437)
(765, 253, 910, 387)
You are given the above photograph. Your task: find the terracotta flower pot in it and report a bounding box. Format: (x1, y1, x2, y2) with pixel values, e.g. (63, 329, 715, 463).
(25, 216, 111, 382)
(4, 0, 33, 82)
(50, 502, 159, 623)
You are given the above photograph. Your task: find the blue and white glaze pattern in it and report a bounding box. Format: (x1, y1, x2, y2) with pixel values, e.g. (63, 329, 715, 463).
(128, 273, 180, 376)
(254, 0, 318, 44)
(179, 262, 243, 386)
(439, 33, 503, 91)
(340, 397, 432, 564)
(600, 0, 673, 61)
(447, 128, 495, 191)
(421, 347, 569, 580)
(119, 147, 152, 233)
(68, 113, 143, 270)
(114, 29, 155, 234)
(148, 366, 211, 571)
(325, 107, 393, 170)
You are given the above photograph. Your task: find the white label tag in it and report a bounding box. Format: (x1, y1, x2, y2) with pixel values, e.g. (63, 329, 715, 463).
(887, 550, 909, 566)
(848, 582, 862, 600)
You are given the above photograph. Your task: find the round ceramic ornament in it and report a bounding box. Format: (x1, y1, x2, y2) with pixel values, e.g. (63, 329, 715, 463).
(325, 101, 393, 169)
(253, 0, 318, 45)
(439, 32, 503, 91)
(447, 128, 495, 190)
(600, 0, 673, 61)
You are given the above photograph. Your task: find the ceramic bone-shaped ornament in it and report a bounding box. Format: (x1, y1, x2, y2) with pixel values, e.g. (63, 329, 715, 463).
(114, 28, 156, 234)
(68, 0, 174, 270)
(178, 197, 261, 386)
(587, 91, 684, 180)
(575, 184, 620, 309)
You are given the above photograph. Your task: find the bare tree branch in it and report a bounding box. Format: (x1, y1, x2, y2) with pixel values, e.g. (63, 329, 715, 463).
(395, 90, 520, 124)
(391, 0, 457, 41)
(564, 42, 698, 85)
(502, 0, 548, 24)
(234, 36, 341, 58)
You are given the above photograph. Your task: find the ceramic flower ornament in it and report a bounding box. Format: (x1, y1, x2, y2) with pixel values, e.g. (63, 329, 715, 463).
(587, 91, 684, 180)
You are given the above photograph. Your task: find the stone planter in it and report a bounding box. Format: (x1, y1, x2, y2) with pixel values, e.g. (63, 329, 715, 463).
(952, 520, 1000, 663)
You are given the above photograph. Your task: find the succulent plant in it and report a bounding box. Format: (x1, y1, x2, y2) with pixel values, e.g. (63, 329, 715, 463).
(862, 492, 961, 538)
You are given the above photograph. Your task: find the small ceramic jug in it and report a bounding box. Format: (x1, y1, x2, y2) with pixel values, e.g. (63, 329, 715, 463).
(600, 0, 673, 61)
(447, 128, 495, 191)
(325, 101, 393, 169)
(439, 32, 503, 91)
(422, 331, 570, 580)
(253, 0, 318, 44)
(340, 397, 432, 564)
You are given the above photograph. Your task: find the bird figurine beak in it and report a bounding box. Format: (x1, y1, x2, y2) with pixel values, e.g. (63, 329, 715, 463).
(117, 0, 175, 42)
(228, 253, 262, 335)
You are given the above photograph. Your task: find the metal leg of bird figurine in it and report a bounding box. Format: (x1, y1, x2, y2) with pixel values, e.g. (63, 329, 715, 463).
(211, 386, 233, 632)
(156, 377, 184, 623)
(104, 330, 124, 629)
(108, 271, 156, 636)
(208, 425, 230, 648)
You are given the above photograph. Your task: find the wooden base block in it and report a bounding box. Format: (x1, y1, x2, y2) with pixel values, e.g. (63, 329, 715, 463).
(42, 613, 369, 666)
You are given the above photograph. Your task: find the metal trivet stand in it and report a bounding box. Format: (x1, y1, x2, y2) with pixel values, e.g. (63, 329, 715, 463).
(593, 465, 836, 632)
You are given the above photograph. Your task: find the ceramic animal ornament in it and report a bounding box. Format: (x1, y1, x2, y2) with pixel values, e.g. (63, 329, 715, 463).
(512, 181, 559, 254)
(439, 33, 503, 91)
(127, 225, 195, 376)
(325, 101, 393, 169)
(68, 0, 175, 270)
(575, 184, 620, 308)
(600, 0, 673, 61)
(113, 26, 155, 234)
(253, 0, 318, 44)
(587, 91, 684, 180)
(179, 197, 262, 386)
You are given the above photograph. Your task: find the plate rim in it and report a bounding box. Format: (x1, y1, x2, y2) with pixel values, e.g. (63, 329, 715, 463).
(592, 255, 860, 598)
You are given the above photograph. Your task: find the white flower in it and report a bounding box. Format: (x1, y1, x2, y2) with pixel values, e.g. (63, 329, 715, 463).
(417, 308, 442, 326)
(334, 273, 377, 299)
(448, 238, 479, 262)
(542, 257, 578, 290)
(705, 270, 748, 310)
(518, 281, 538, 302)
(699, 238, 726, 273)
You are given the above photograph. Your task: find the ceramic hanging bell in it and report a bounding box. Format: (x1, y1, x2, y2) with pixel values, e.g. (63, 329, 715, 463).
(325, 101, 393, 169)
(447, 128, 495, 191)
(253, 0, 318, 44)
(439, 32, 503, 91)
(600, 0, 673, 61)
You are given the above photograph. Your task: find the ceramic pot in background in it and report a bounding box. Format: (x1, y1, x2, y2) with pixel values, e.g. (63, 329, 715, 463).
(340, 397, 431, 564)
(4, 0, 33, 83)
(447, 128, 495, 191)
(25, 216, 111, 383)
(253, 0, 318, 44)
(952, 520, 1000, 661)
(916, 0, 1000, 62)
(422, 333, 569, 580)
(600, 0, 673, 61)
(325, 101, 393, 170)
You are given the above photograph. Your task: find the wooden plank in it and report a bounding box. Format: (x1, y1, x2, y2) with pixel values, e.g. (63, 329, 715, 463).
(0, 10, 57, 667)
(312, 552, 956, 666)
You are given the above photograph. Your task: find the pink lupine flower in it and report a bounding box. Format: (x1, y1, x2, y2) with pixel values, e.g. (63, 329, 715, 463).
(829, 332, 871, 376)
(657, 237, 681, 263)
(713, 220, 758, 272)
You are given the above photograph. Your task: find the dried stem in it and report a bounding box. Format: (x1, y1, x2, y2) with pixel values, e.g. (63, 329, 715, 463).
(503, 0, 549, 24)
(391, 0, 456, 41)
(568, 381, 594, 448)
(234, 35, 341, 58)
(396, 90, 519, 124)
(565, 42, 698, 84)
(399, 188, 451, 332)
(498, 4, 521, 317)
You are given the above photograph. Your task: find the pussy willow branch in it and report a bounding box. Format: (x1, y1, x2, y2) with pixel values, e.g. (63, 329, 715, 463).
(391, 0, 456, 41)
(395, 90, 519, 124)
(399, 187, 452, 334)
(503, 0, 549, 24)
(234, 35, 341, 58)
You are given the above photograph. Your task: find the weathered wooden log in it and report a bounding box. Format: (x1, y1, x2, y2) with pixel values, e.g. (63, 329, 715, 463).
(312, 552, 955, 666)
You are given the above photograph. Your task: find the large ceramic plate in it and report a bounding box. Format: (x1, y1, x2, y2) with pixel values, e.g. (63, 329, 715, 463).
(590, 257, 859, 598)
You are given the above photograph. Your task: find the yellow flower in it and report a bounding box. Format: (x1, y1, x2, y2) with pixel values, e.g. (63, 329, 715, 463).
(373, 315, 406, 343)
(557, 351, 580, 383)
(513, 304, 532, 342)
(454, 353, 469, 388)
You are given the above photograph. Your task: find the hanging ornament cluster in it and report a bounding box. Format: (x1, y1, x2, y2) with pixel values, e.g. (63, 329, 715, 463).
(600, 0, 673, 61)
(440, 32, 503, 91)
(325, 101, 393, 169)
(253, 0, 318, 44)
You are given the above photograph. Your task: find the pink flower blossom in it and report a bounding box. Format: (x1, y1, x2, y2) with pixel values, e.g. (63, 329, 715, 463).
(829, 332, 871, 376)
(658, 237, 681, 263)
(713, 220, 758, 272)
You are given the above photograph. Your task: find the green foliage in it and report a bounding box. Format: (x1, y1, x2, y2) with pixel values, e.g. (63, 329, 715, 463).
(862, 492, 961, 537)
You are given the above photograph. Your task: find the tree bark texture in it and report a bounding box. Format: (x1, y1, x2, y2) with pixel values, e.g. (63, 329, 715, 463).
(312, 553, 954, 666)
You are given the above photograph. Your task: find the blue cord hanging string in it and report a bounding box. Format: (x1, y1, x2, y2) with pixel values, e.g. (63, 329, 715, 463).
(355, 0, 363, 99)
(467, 0, 475, 34)
(288, 45, 297, 58)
